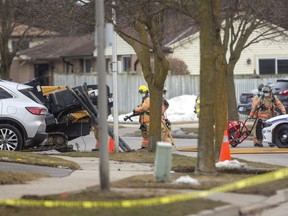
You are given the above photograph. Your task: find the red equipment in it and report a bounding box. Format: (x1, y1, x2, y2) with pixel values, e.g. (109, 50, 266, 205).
(228, 118, 257, 147)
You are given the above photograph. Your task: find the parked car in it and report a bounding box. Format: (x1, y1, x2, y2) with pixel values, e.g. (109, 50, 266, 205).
(0, 79, 48, 151)
(272, 77, 288, 112)
(237, 90, 257, 115)
(238, 79, 288, 115)
(262, 114, 288, 148)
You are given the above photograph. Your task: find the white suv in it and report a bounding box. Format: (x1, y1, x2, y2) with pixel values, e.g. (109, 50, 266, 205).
(0, 80, 48, 151)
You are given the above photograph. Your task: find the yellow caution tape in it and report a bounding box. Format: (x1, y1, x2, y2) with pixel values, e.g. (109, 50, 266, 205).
(1, 167, 288, 208)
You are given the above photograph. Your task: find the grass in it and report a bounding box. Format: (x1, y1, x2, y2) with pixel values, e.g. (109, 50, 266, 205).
(0, 198, 225, 216)
(0, 150, 287, 216)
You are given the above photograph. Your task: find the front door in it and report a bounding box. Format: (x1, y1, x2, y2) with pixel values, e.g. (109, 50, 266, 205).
(34, 64, 50, 86)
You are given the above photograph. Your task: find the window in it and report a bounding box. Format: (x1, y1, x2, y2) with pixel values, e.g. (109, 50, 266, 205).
(65, 63, 73, 74)
(0, 88, 13, 99)
(122, 56, 131, 72)
(278, 60, 288, 74)
(259, 58, 288, 75)
(84, 59, 92, 73)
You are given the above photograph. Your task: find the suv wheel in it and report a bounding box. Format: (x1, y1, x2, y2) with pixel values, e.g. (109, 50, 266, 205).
(0, 124, 23, 151)
(274, 124, 288, 148)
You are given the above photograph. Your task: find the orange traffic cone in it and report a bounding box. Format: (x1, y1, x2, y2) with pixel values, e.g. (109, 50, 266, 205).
(109, 137, 115, 153)
(219, 130, 231, 162)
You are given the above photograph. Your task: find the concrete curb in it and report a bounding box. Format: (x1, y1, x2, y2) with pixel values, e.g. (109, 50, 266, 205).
(188, 205, 240, 216)
(190, 188, 288, 216)
(240, 188, 288, 215)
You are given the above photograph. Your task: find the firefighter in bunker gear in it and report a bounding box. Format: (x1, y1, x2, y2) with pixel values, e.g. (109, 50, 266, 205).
(133, 86, 170, 149)
(133, 86, 150, 148)
(249, 85, 286, 147)
(162, 87, 171, 141)
(251, 83, 264, 104)
(194, 95, 200, 118)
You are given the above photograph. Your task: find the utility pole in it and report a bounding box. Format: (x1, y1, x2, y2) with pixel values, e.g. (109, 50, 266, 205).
(112, 0, 119, 153)
(95, 0, 110, 190)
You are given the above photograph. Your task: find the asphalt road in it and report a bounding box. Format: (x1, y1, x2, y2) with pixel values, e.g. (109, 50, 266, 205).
(0, 161, 73, 177)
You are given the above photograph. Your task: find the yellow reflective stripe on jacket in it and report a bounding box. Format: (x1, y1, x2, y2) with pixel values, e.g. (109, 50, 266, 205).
(196, 98, 200, 113)
(135, 97, 150, 123)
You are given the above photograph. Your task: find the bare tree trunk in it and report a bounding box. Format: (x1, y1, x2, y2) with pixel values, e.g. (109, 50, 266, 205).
(0, 52, 12, 80)
(149, 86, 163, 152)
(147, 53, 169, 151)
(0, 0, 14, 79)
(195, 0, 217, 175)
(213, 0, 228, 160)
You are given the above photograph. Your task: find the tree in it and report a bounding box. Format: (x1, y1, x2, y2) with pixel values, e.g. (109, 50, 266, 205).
(194, 0, 219, 174)
(104, 1, 174, 151)
(220, 0, 288, 121)
(165, 0, 288, 166)
(168, 58, 189, 75)
(0, 0, 17, 79)
(0, 0, 89, 79)
(164, 0, 224, 173)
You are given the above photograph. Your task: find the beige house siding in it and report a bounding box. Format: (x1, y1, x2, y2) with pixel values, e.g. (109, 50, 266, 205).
(170, 29, 288, 75)
(168, 33, 200, 75)
(95, 34, 138, 73)
(105, 34, 136, 56)
(10, 60, 34, 83)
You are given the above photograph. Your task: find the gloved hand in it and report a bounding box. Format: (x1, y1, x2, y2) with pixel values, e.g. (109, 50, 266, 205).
(165, 119, 171, 126)
(124, 116, 129, 121)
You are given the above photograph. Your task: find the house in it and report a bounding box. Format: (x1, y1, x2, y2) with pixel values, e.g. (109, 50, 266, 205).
(167, 25, 288, 76)
(10, 33, 142, 85)
(9, 24, 58, 50)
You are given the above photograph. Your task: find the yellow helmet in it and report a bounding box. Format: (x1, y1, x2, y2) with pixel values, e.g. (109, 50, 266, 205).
(138, 85, 149, 94)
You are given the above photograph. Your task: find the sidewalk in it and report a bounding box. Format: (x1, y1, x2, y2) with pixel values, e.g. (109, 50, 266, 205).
(0, 156, 154, 200)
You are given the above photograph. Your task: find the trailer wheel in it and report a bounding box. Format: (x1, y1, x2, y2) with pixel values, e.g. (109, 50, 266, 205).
(230, 142, 238, 148)
(275, 124, 288, 148)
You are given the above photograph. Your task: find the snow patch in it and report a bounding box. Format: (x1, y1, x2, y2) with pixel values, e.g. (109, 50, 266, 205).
(173, 175, 200, 185)
(216, 159, 247, 169)
(108, 94, 198, 123)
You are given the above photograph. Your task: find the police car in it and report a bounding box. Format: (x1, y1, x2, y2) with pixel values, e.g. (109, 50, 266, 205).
(262, 114, 288, 148)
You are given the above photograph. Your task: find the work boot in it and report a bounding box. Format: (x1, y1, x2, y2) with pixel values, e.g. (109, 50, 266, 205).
(254, 143, 263, 147)
(137, 146, 148, 152)
(268, 143, 276, 147)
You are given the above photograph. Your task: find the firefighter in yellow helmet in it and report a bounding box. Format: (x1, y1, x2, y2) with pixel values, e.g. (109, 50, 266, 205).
(133, 86, 170, 149)
(133, 85, 150, 149)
